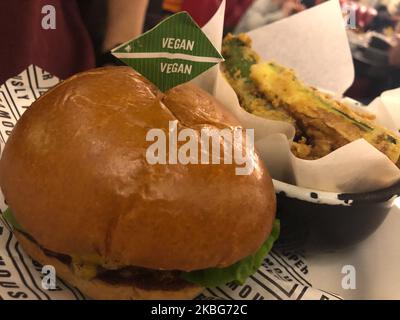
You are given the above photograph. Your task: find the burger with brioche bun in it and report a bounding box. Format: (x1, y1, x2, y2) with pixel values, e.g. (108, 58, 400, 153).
(0, 67, 278, 300)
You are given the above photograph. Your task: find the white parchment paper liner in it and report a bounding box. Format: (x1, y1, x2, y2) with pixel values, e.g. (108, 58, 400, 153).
(197, 0, 400, 193)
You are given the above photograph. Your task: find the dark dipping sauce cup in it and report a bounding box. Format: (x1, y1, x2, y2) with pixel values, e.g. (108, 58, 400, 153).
(273, 179, 400, 253)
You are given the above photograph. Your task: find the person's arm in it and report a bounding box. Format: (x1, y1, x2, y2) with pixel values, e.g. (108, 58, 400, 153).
(102, 0, 149, 52)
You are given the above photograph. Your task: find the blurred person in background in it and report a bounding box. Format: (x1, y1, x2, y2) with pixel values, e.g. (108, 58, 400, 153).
(0, 0, 149, 84)
(368, 4, 394, 32)
(389, 35, 400, 67)
(144, 0, 181, 30)
(182, 0, 255, 33)
(0, 0, 276, 85)
(388, 36, 400, 91)
(234, 0, 310, 33)
(145, 0, 255, 34)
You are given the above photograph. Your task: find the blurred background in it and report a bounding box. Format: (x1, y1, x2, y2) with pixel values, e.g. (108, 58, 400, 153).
(1, 0, 400, 103)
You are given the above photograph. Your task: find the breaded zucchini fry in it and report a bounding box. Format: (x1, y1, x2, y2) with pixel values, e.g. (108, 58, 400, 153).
(251, 62, 400, 162)
(221, 34, 295, 125)
(222, 34, 400, 166)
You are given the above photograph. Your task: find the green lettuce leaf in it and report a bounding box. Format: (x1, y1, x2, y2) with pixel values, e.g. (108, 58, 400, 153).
(183, 219, 280, 287)
(2, 208, 24, 231)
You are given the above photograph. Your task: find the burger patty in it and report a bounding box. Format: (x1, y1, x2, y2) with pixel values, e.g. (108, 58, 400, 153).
(96, 267, 189, 291)
(19, 230, 193, 291)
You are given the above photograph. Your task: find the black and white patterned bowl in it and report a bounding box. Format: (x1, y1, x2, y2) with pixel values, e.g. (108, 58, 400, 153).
(273, 179, 400, 252)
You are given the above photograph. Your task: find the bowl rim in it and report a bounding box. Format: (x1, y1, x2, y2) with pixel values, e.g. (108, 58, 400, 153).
(272, 179, 400, 205)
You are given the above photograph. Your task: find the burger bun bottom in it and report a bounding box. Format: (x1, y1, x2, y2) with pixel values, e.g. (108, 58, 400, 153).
(15, 231, 203, 300)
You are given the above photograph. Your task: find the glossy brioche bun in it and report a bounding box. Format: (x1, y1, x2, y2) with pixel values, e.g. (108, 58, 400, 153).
(15, 231, 203, 300)
(0, 67, 276, 272)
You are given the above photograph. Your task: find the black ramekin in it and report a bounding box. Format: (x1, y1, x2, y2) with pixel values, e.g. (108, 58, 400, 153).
(273, 179, 400, 253)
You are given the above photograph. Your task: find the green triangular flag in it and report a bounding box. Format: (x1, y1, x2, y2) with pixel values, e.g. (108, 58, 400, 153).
(111, 12, 223, 92)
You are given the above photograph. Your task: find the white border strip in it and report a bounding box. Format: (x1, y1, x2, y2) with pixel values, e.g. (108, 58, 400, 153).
(111, 51, 223, 63)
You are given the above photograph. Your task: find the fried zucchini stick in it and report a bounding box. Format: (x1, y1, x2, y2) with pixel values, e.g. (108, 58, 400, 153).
(222, 34, 400, 166)
(221, 34, 295, 125)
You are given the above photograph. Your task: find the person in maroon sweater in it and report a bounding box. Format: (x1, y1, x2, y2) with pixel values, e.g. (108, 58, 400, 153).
(0, 0, 149, 84)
